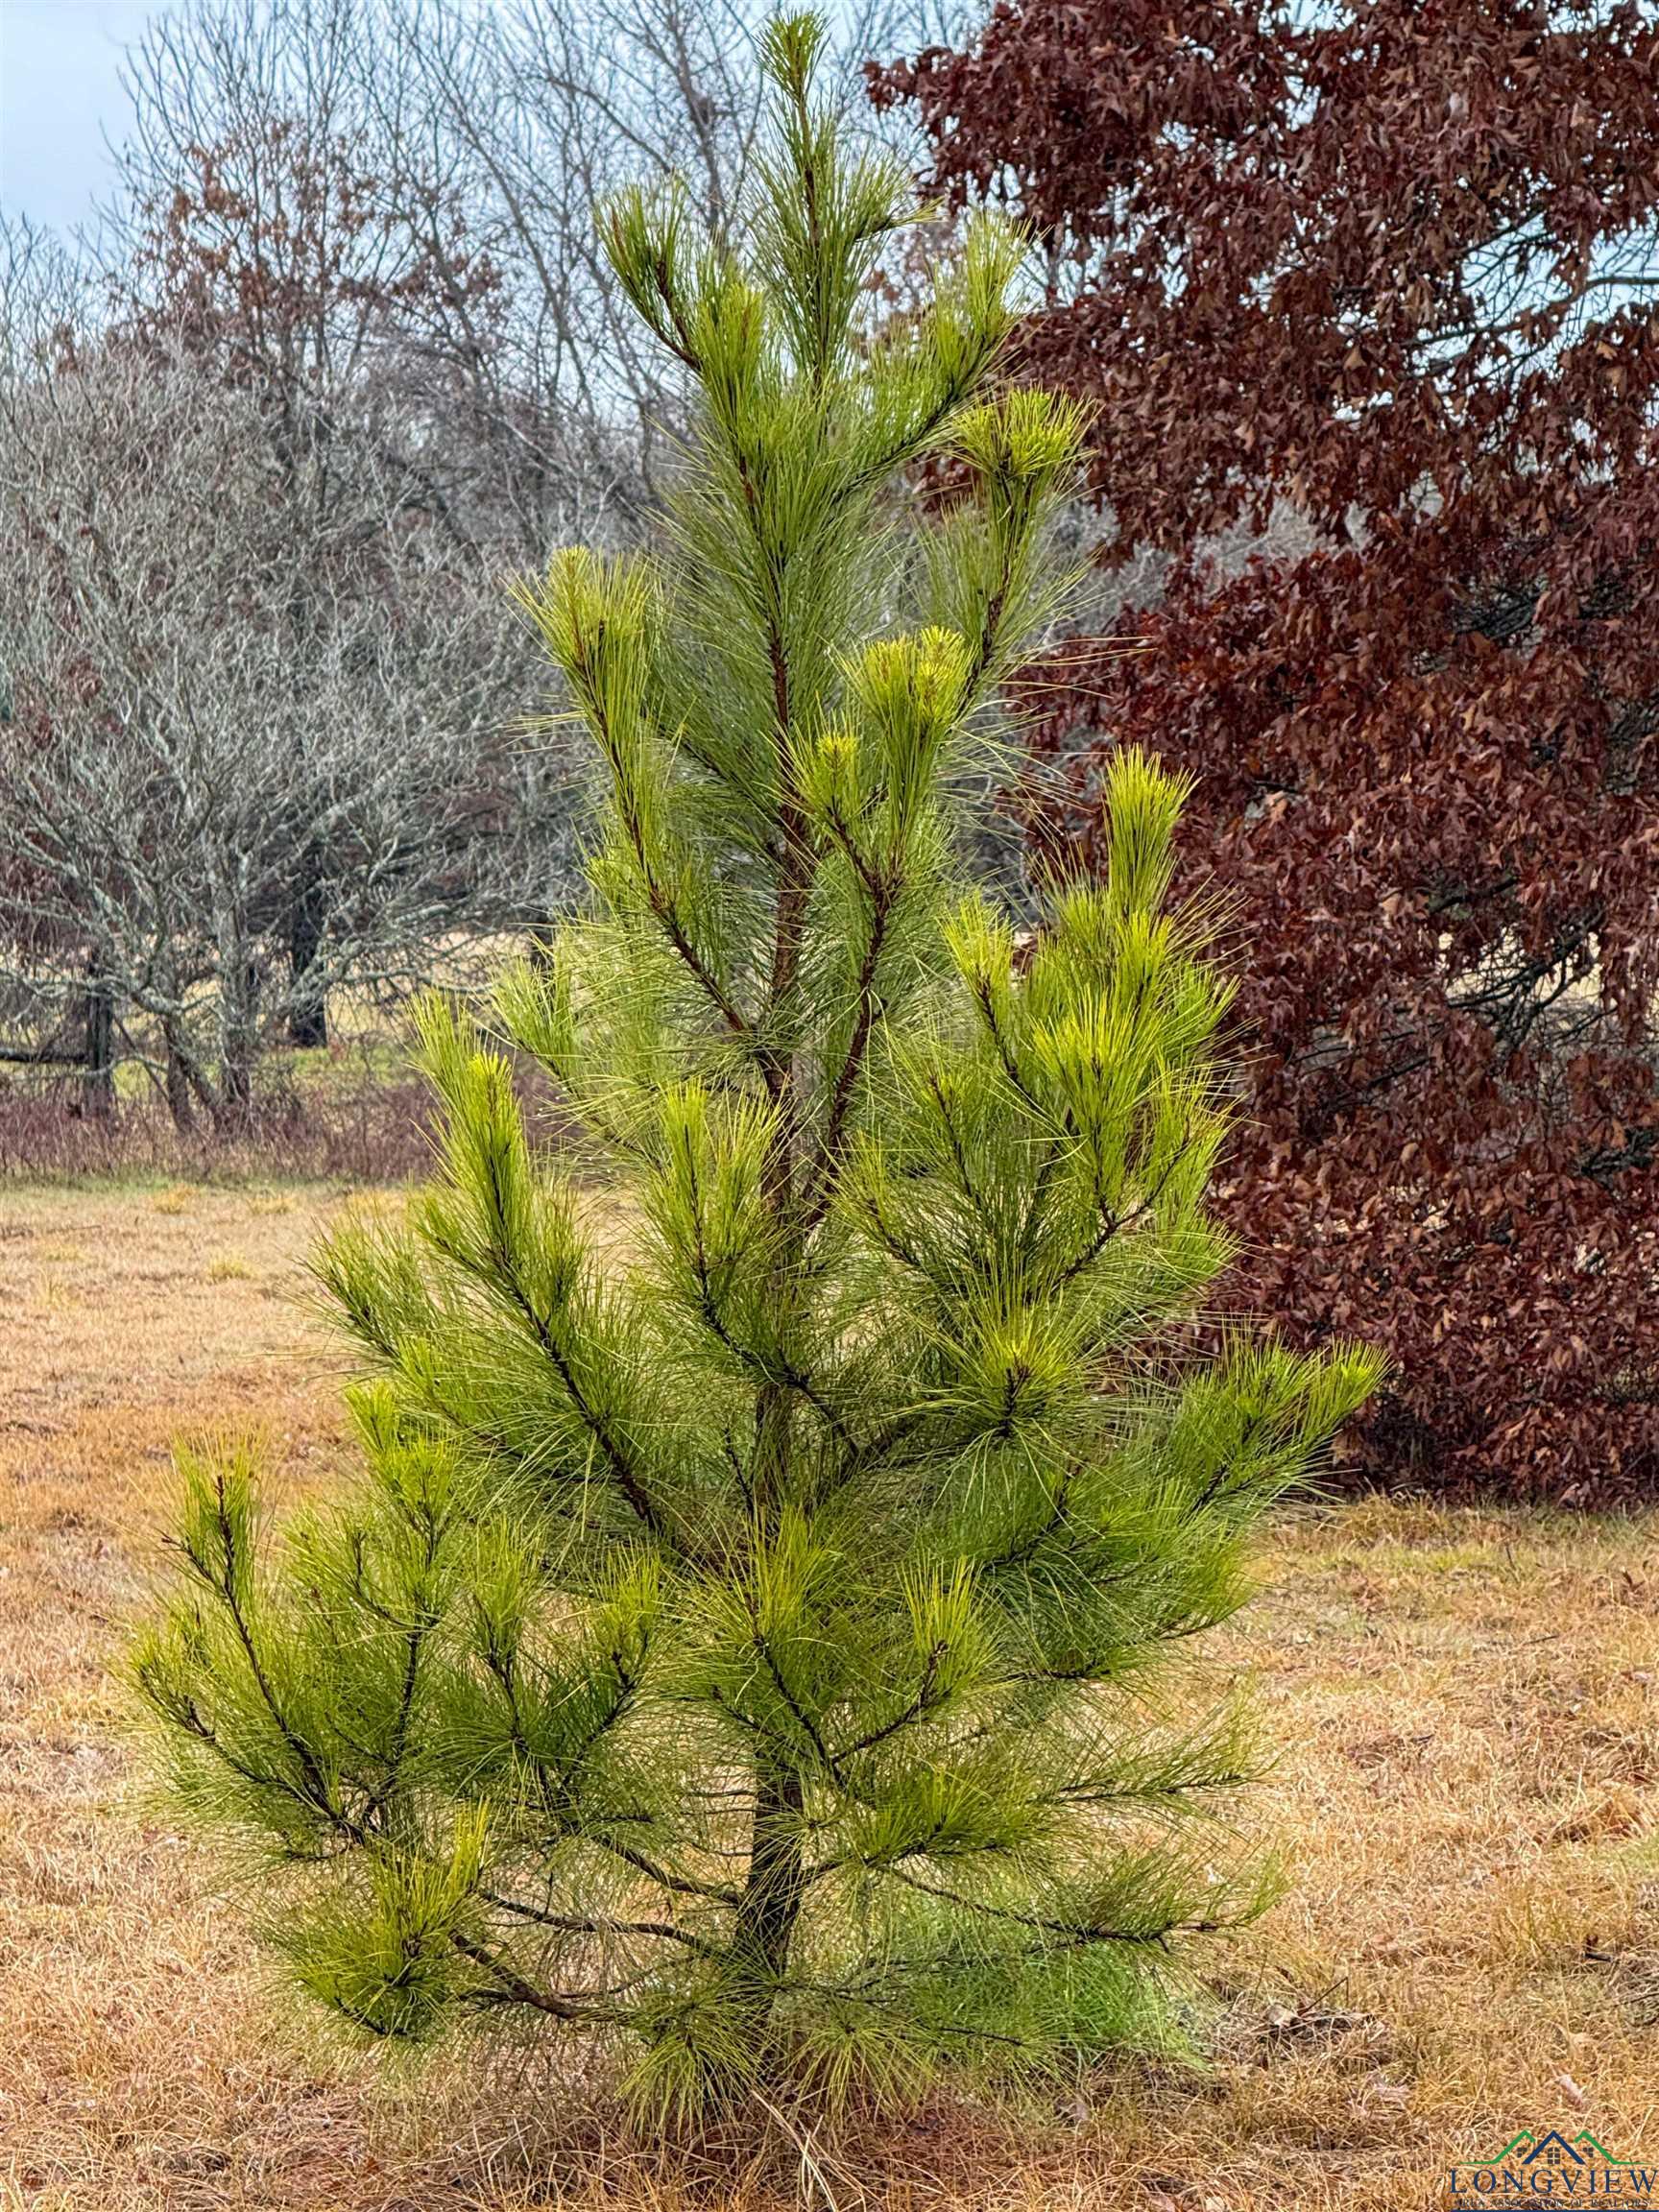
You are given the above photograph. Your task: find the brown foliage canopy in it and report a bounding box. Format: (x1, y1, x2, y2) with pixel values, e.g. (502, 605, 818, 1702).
(875, 0, 1659, 1499)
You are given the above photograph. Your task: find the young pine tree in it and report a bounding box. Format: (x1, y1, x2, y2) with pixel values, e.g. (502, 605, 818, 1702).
(134, 17, 1380, 2124)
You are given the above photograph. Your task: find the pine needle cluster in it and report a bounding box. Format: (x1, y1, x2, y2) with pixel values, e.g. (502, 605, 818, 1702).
(134, 14, 1381, 2126)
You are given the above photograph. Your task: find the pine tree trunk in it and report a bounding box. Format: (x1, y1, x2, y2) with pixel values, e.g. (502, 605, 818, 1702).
(727, 621, 816, 2064)
(733, 1753, 806, 2051)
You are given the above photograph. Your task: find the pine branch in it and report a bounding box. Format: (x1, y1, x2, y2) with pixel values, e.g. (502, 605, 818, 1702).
(481, 1888, 727, 1963)
(468, 1142, 671, 1547)
(450, 1931, 623, 2023)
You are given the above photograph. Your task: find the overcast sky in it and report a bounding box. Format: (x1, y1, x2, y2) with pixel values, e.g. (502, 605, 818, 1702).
(1, 0, 174, 234)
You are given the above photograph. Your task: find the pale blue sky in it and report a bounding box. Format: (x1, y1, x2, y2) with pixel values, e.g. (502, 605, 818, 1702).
(0, 0, 173, 233)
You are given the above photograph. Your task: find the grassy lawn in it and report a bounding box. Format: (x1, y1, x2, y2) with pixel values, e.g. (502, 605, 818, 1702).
(1, 1181, 1655, 2209)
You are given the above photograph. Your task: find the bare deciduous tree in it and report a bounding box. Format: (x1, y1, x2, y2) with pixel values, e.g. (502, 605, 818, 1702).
(0, 327, 554, 1123)
(117, 0, 955, 553)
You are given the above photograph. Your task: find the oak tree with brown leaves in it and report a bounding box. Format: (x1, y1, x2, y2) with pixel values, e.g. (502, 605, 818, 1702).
(876, 0, 1659, 1501)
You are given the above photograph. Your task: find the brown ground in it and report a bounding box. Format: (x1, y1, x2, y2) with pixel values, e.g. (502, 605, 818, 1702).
(1, 1181, 1655, 2211)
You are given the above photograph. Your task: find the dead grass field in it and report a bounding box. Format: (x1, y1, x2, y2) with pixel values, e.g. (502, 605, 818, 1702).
(2, 1180, 1656, 2211)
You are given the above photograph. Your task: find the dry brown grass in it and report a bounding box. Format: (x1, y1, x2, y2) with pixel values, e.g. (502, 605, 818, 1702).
(2, 1181, 1656, 2210)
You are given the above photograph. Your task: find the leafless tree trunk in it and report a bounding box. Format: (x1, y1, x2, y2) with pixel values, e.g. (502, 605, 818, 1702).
(82, 964, 116, 1116)
(0, 314, 556, 1119)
